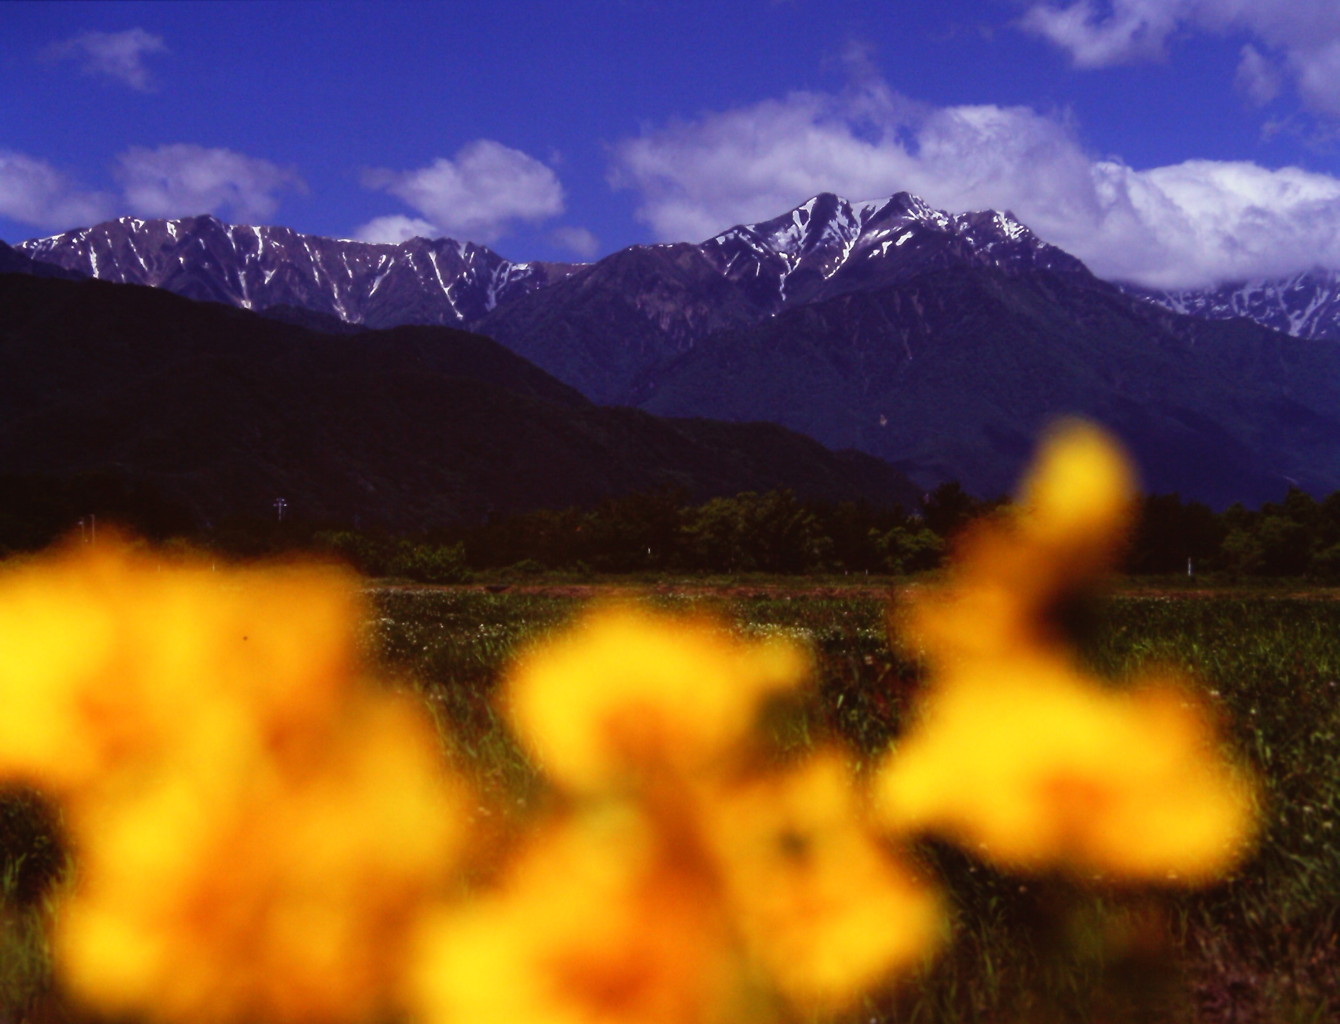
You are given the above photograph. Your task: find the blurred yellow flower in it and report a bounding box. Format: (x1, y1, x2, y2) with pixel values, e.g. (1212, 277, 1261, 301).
(503, 604, 809, 791)
(0, 538, 469, 1024)
(875, 663, 1256, 882)
(0, 539, 359, 793)
(476, 606, 942, 1020)
(900, 420, 1135, 666)
(1016, 417, 1135, 574)
(409, 804, 739, 1024)
(705, 752, 943, 1009)
(879, 421, 1258, 883)
(57, 688, 466, 1024)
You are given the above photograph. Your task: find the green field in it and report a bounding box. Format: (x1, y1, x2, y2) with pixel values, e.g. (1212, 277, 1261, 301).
(5, 582, 1340, 1024)
(367, 582, 1340, 1024)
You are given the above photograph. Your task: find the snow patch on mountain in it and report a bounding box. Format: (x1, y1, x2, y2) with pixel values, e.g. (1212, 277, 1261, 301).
(1123, 269, 1340, 341)
(18, 214, 581, 329)
(16, 191, 1094, 337)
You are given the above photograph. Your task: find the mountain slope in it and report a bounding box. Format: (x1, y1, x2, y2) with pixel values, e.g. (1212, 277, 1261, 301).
(0, 241, 83, 279)
(16, 194, 1340, 507)
(0, 273, 917, 537)
(1126, 270, 1340, 341)
(15, 193, 1098, 407)
(640, 264, 1340, 506)
(17, 215, 578, 328)
(475, 192, 1089, 403)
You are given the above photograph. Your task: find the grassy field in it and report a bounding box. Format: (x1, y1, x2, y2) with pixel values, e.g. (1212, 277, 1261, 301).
(4, 579, 1339, 1024)
(368, 580, 1340, 1024)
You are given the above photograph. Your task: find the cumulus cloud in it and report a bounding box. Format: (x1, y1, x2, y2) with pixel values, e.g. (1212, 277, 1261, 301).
(41, 28, 167, 91)
(608, 82, 1340, 289)
(354, 215, 442, 244)
(114, 144, 304, 223)
(549, 225, 600, 258)
(1236, 44, 1283, 106)
(0, 151, 113, 230)
(358, 140, 565, 244)
(1021, 0, 1340, 116)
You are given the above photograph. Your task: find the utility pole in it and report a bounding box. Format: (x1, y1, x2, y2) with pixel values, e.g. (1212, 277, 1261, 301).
(273, 498, 287, 523)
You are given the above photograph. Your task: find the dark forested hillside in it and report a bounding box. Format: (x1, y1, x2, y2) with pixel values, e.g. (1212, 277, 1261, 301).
(639, 266, 1340, 506)
(0, 274, 917, 547)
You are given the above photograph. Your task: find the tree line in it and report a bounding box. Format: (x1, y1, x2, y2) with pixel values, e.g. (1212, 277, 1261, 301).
(313, 483, 1340, 582)
(9, 473, 1340, 581)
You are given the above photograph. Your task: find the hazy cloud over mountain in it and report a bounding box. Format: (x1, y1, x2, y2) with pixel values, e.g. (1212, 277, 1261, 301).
(352, 215, 441, 245)
(610, 74, 1340, 288)
(115, 144, 303, 223)
(0, 145, 302, 233)
(357, 141, 567, 245)
(548, 225, 599, 258)
(0, 151, 113, 230)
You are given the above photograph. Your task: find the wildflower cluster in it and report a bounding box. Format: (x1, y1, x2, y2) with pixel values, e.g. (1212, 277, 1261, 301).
(0, 421, 1259, 1024)
(0, 544, 466, 1024)
(875, 421, 1258, 882)
(407, 604, 943, 1024)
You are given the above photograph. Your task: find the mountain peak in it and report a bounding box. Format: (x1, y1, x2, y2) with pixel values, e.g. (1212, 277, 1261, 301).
(17, 215, 577, 327)
(14, 192, 1092, 343)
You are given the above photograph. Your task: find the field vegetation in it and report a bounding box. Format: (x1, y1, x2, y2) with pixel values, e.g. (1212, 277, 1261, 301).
(7, 584, 1328, 1023)
(362, 583, 1340, 1023)
(2, 428, 1338, 1024)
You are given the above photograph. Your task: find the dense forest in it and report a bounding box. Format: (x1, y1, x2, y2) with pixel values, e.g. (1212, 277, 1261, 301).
(8, 471, 1340, 581)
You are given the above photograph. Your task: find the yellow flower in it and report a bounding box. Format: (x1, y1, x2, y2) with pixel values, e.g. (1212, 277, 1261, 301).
(409, 804, 739, 1024)
(1016, 417, 1135, 574)
(879, 421, 1258, 883)
(502, 604, 809, 792)
(0, 539, 359, 792)
(57, 691, 466, 1024)
(899, 420, 1135, 666)
(0, 538, 470, 1024)
(473, 603, 940, 1021)
(704, 752, 943, 1009)
(875, 662, 1256, 883)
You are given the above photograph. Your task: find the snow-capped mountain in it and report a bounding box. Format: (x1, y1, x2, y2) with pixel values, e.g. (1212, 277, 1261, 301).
(17, 215, 578, 328)
(699, 191, 1089, 312)
(11, 191, 1098, 408)
(0, 239, 82, 279)
(1125, 270, 1340, 341)
(472, 191, 1098, 404)
(13, 192, 1090, 340)
(10, 192, 1340, 507)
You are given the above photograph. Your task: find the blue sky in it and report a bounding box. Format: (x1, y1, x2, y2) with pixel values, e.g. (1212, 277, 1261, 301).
(6, 0, 1340, 287)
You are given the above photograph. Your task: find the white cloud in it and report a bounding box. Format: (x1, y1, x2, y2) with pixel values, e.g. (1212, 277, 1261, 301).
(608, 83, 1340, 289)
(1021, 0, 1340, 116)
(0, 151, 113, 230)
(1236, 44, 1283, 106)
(1019, 0, 1183, 66)
(360, 140, 565, 243)
(114, 144, 303, 223)
(41, 28, 167, 91)
(354, 215, 442, 244)
(549, 225, 599, 258)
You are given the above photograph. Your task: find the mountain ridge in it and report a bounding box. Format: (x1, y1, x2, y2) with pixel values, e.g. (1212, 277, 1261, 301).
(0, 272, 918, 543)
(13, 194, 1340, 507)
(1123, 269, 1340, 341)
(17, 214, 580, 328)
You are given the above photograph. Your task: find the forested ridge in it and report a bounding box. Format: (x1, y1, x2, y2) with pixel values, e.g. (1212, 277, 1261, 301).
(11, 479, 1338, 582)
